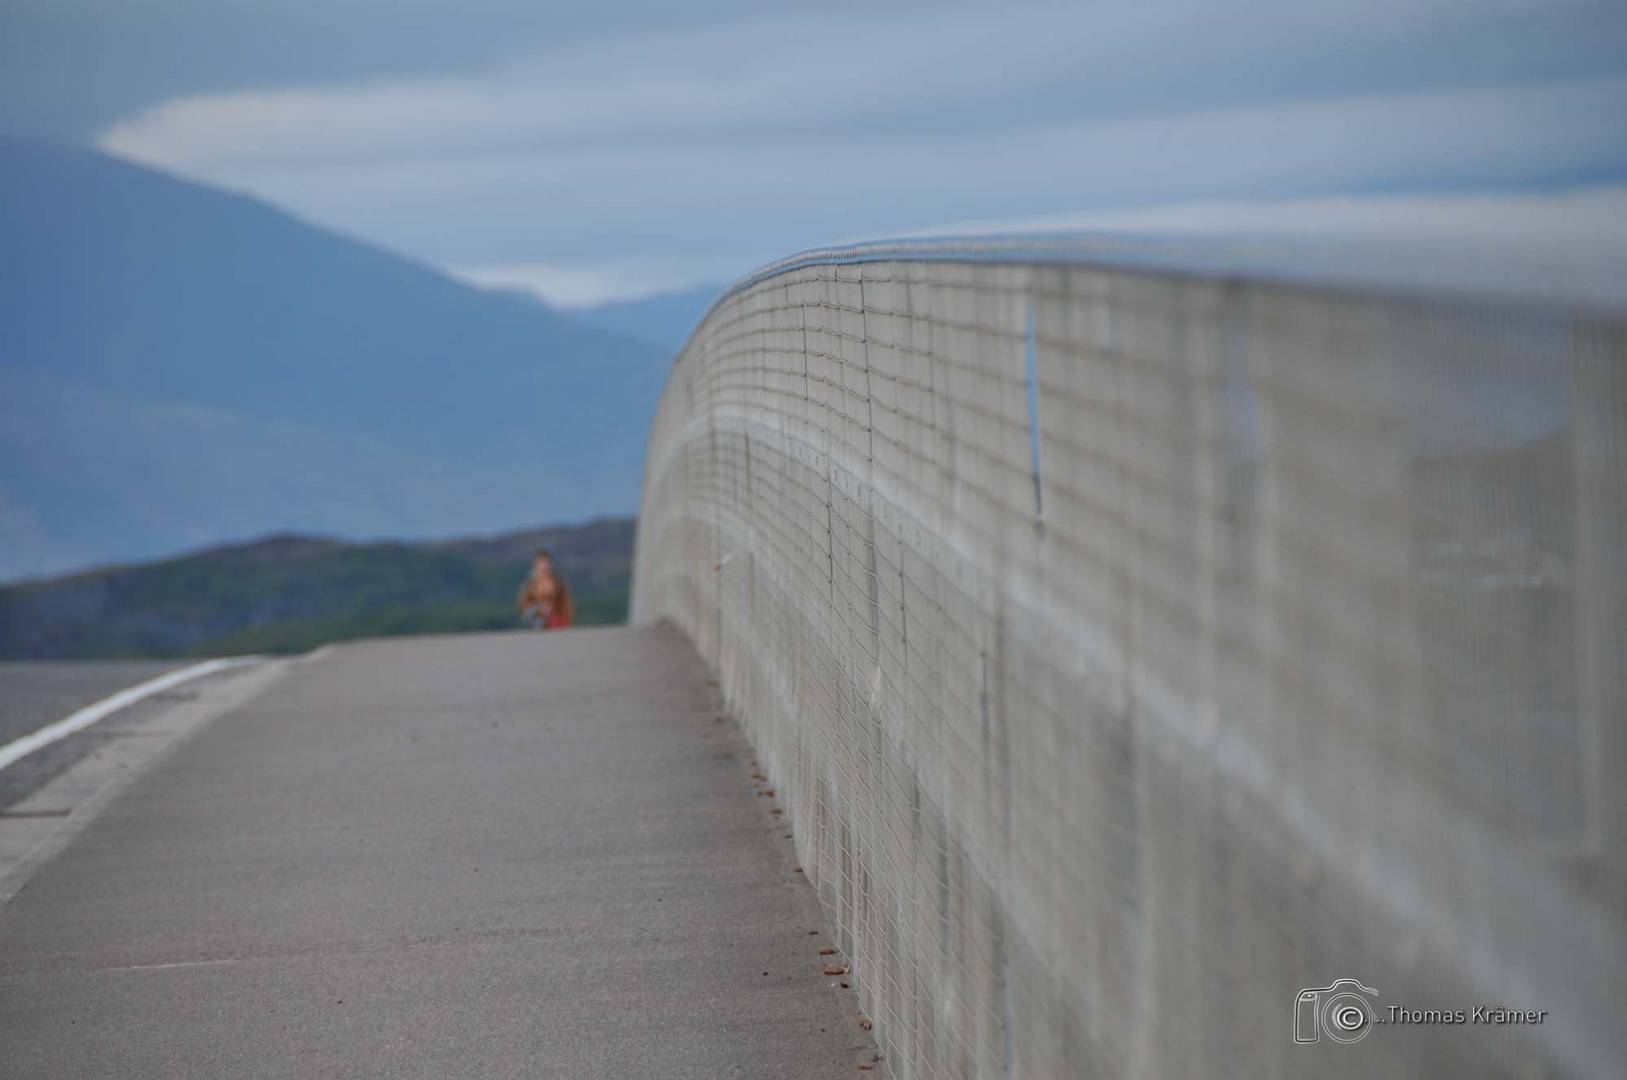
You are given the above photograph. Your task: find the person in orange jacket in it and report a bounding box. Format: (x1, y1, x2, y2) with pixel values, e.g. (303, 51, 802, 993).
(517, 548, 575, 629)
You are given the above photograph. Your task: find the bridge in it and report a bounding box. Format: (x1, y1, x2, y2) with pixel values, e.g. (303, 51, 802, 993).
(2, 236, 1623, 1078)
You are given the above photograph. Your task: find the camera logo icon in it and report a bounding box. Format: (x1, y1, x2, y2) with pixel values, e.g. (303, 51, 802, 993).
(1294, 979, 1378, 1044)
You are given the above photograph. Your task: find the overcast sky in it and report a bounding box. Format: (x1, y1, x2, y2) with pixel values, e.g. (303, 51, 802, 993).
(6, 0, 1627, 305)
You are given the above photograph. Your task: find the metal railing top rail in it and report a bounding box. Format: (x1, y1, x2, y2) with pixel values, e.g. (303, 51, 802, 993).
(680, 226, 1627, 362)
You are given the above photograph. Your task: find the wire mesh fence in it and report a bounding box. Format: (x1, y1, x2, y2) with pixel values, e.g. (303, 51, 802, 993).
(633, 252, 1626, 1079)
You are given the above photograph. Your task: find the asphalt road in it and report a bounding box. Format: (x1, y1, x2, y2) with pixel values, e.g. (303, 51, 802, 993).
(0, 660, 188, 747)
(0, 627, 876, 1078)
(0, 660, 188, 811)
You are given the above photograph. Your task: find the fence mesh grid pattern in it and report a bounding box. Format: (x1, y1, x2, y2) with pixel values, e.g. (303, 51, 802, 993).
(632, 257, 1625, 1079)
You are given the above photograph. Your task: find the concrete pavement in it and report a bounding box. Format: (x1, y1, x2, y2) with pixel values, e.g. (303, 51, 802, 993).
(0, 661, 191, 747)
(0, 660, 187, 811)
(0, 627, 878, 1078)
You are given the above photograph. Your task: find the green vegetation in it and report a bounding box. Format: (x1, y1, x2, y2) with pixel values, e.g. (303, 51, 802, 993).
(191, 592, 627, 656)
(0, 519, 634, 659)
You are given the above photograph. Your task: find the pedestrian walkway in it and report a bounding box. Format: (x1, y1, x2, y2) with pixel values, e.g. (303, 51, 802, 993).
(0, 627, 877, 1078)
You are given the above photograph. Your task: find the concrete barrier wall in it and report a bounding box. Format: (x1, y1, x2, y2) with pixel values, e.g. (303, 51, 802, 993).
(632, 248, 1626, 1079)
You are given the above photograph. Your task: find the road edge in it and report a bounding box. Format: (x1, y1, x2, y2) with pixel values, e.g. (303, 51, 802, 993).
(0, 659, 291, 910)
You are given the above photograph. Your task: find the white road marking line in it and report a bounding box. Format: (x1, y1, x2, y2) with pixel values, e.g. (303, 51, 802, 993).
(0, 657, 260, 773)
(106, 957, 243, 974)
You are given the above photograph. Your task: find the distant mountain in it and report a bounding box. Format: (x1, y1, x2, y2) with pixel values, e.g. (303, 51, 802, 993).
(0, 517, 635, 659)
(574, 283, 725, 352)
(0, 137, 668, 580)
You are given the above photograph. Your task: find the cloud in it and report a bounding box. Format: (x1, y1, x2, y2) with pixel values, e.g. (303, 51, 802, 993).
(95, 0, 1627, 301)
(912, 186, 1627, 248)
(101, 0, 1607, 170)
(451, 258, 741, 308)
